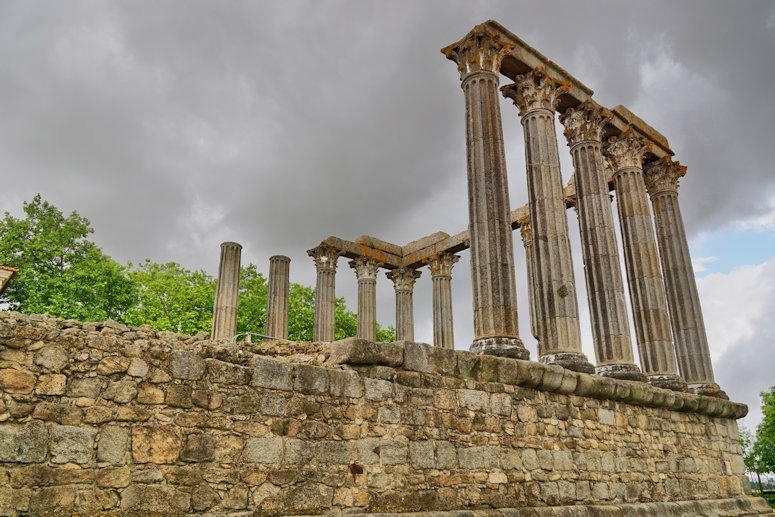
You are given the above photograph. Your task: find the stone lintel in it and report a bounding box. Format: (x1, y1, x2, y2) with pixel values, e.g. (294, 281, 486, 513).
(402, 232, 450, 255)
(400, 231, 470, 269)
(319, 236, 402, 269)
(324, 339, 748, 420)
(354, 235, 403, 257)
(610, 105, 673, 159)
(480, 20, 593, 110)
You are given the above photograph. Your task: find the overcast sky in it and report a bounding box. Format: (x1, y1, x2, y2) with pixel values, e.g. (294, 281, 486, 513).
(1, 1, 773, 429)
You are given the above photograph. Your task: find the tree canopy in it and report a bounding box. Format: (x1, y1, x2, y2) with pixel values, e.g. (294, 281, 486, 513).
(1, 195, 395, 342)
(742, 386, 775, 474)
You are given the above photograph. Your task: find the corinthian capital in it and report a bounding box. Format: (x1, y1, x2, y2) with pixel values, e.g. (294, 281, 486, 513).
(441, 24, 513, 79)
(517, 214, 532, 245)
(386, 267, 422, 292)
(425, 253, 460, 278)
(559, 100, 612, 146)
(350, 257, 381, 281)
(501, 67, 571, 115)
(643, 157, 687, 195)
(604, 129, 652, 171)
(307, 245, 342, 272)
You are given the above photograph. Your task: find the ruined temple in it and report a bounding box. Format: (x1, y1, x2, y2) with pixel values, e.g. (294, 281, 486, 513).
(0, 21, 771, 517)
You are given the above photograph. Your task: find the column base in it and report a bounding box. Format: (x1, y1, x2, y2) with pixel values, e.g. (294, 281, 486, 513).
(596, 363, 647, 382)
(646, 373, 687, 392)
(470, 337, 529, 360)
(540, 352, 595, 374)
(688, 382, 729, 400)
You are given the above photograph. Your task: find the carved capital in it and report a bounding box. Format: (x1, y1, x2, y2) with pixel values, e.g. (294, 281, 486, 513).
(559, 100, 612, 146)
(386, 267, 422, 293)
(307, 245, 342, 273)
(425, 253, 460, 278)
(350, 257, 381, 281)
(517, 214, 532, 246)
(604, 129, 651, 171)
(441, 24, 513, 79)
(643, 157, 687, 195)
(501, 67, 571, 115)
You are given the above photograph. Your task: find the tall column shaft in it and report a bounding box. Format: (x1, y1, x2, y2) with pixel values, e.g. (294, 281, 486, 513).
(350, 258, 380, 342)
(308, 245, 342, 342)
(518, 216, 541, 355)
(386, 267, 421, 342)
(605, 133, 685, 390)
(211, 241, 242, 340)
(644, 159, 726, 398)
(557, 102, 639, 379)
(442, 26, 526, 359)
(266, 255, 290, 340)
(502, 69, 591, 372)
(427, 254, 459, 350)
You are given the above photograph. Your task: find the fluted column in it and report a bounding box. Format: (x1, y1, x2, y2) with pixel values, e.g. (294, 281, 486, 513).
(350, 258, 380, 342)
(307, 245, 342, 342)
(386, 267, 421, 342)
(426, 253, 459, 349)
(266, 255, 291, 340)
(604, 132, 686, 390)
(442, 25, 527, 359)
(518, 215, 541, 355)
(501, 68, 591, 373)
(211, 241, 242, 340)
(557, 101, 641, 379)
(644, 158, 726, 398)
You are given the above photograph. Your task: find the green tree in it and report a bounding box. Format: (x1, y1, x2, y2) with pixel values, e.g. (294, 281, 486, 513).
(0, 194, 136, 321)
(754, 387, 775, 473)
(236, 264, 268, 335)
(123, 260, 215, 334)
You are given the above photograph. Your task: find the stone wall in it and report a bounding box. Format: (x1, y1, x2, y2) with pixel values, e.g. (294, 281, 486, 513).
(0, 311, 771, 516)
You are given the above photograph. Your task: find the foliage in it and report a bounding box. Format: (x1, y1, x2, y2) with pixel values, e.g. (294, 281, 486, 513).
(123, 260, 215, 335)
(741, 426, 757, 472)
(1, 195, 398, 342)
(0, 194, 136, 321)
(754, 387, 775, 473)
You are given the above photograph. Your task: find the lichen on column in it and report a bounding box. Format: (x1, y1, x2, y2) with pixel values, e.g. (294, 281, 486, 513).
(211, 242, 242, 341)
(441, 24, 527, 359)
(501, 68, 591, 372)
(350, 257, 381, 342)
(307, 245, 342, 342)
(266, 255, 291, 341)
(644, 158, 726, 398)
(386, 267, 421, 342)
(426, 253, 459, 349)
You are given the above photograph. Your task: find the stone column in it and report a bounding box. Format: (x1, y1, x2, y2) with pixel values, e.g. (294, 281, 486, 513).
(557, 101, 640, 379)
(502, 68, 592, 372)
(350, 258, 380, 342)
(644, 158, 726, 398)
(307, 245, 342, 342)
(386, 267, 421, 342)
(442, 25, 527, 359)
(518, 215, 541, 355)
(266, 255, 290, 340)
(426, 253, 459, 349)
(211, 241, 242, 340)
(604, 131, 686, 390)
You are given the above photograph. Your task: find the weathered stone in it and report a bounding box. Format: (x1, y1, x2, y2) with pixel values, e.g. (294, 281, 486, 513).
(35, 373, 67, 395)
(327, 337, 403, 366)
(32, 401, 83, 425)
(96, 355, 131, 375)
(294, 363, 327, 394)
(251, 354, 293, 391)
(0, 420, 48, 463)
(29, 485, 76, 515)
(261, 392, 287, 416)
(127, 357, 149, 377)
(191, 484, 219, 511)
(206, 358, 251, 385)
(33, 345, 70, 371)
(67, 376, 103, 398)
(0, 368, 35, 393)
(137, 383, 165, 404)
(132, 424, 181, 464)
(0, 486, 30, 514)
(96, 466, 130, 488)
(365, 378, 392, 401)
(403, 341, 435, 373)
(243, 437, 283, 463)
(50, 425, 95, 464)
(191, 389, 223, 409)
(181, 433, 215, 462)
(170, 350, 205, 380)
(120, 484, 189, 514)
(328, 368, 363, 398)
(103, 379, 137, 403)
(166, 383, 193, 408)
(97, 425, 129, 464)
